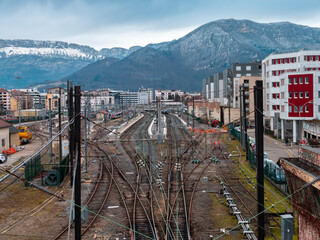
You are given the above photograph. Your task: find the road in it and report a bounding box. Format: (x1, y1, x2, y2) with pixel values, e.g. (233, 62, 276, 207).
(247, 129, 298, 163)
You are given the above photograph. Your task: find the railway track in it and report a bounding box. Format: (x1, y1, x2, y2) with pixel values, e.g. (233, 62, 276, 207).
(49, 112, 263, 239)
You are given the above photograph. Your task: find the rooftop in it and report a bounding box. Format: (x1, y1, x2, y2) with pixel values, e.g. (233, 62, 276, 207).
(0, 119, 11, 128)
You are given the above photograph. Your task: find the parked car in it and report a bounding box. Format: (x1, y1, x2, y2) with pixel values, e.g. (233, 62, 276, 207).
(0, 153, 7, 163)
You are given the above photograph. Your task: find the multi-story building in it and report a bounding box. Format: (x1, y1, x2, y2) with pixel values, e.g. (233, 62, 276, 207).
(10, 89, 34, 110)
(119, 91, 138, 105)
(155, 89, 185, 101)
(203, 61, 261, 107)
(48, 87, 67, 108)
(233, 76, 262, 121)
(0, 88, 10, 113)
(262, 50, 320, 142)
(45, 94, 59, 111)
(139, 87, 154, 103)
(82, 89, 114, 112)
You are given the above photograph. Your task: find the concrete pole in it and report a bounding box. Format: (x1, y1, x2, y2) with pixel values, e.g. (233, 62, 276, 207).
(115, 126, 119, 153)
(240, 86, 243, 147)
(87, 96, 91, 136)
(293, 120, 297, 143)
(104, 119, 107, 143)
(192, 96, 195, 132)
(84, 103, 88, 172)
(59, 88, 62, 162)
(49, 98, 53, 163)
(281, 119, 284, 140)
(17, 77, 21, 128)
(270, 117, 274, 131)
(228, 91, 231, 145)
(158, 100, 161, 134)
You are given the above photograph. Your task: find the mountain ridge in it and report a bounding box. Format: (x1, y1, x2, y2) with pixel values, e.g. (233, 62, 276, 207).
(59, 19, 320, 92)
(2, 19, 320, 91)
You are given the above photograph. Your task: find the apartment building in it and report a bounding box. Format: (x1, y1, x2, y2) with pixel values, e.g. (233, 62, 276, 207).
(203, 61, 261, 107)
(0, 88, 10, 113)
(262, 50, 320, 142)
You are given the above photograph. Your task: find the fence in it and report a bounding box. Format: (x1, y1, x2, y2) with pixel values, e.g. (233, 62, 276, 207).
(230, 126, 288, 193)
(24, 154, 70, 186)
(24, 154, 43, 186)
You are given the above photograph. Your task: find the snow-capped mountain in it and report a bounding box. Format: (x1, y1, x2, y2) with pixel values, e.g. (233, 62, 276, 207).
(0, 39, 143, 60)
(0, 39, 144, 88)
(0, 39, 173, 89)
(2, 19, 320, 91)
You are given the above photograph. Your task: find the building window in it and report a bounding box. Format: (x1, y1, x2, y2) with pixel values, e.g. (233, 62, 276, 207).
(246, 73, 251, 76)
(289, 105, 292, 113)
(294, 92, 298, 98)
(299, 106, 303, 113)
(305, 77, 309, 84)
(318, 76, 320, 84)
(281, 92, 284, 99)
(299, 77, 303, 84)
(318, 91, 320, 98)
(246, 66, 251, 71)
(304, 56, 308, 61)
(318, 105, 320, 113)
(294, 106, 298, 113)
(281, 105, 284, 112)
(305, 105, 309, 112)
(305, 91, 309, 98)
(294, 77, 298, 84)
(288, 78, 292, 84)
(1, 139, 4, 147)
(236, 66, 241, 71)
(299, 92, 304, 98)
(281, 79, 284, 85)
(236, 73, 241, 77)
(289, 92, 292, 98)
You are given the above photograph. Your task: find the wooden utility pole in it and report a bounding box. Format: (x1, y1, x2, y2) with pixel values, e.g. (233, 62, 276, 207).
(255, 80, 264, 239)
(74, 86, 82, 240)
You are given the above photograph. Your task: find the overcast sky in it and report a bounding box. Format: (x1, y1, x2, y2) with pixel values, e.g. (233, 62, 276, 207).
(1, 0, 320, 50)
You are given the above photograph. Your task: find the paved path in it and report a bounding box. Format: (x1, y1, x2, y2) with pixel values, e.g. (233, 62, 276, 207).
(2, 140, 42, 168)
(247, 129, 298, 163)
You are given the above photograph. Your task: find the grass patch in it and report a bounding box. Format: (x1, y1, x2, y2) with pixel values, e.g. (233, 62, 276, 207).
(210, 193, 242, 239)
(221, 133, 299, 239)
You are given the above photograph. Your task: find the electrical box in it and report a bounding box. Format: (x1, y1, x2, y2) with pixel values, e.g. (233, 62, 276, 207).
(62, 140, 69, 157)
(281, 214, 293, 240)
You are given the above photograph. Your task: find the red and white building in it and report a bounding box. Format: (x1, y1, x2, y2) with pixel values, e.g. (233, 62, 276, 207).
(263, 50, 320, 143)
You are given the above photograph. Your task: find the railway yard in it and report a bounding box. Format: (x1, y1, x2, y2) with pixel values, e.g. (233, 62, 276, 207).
(0, 112, 293, 240)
